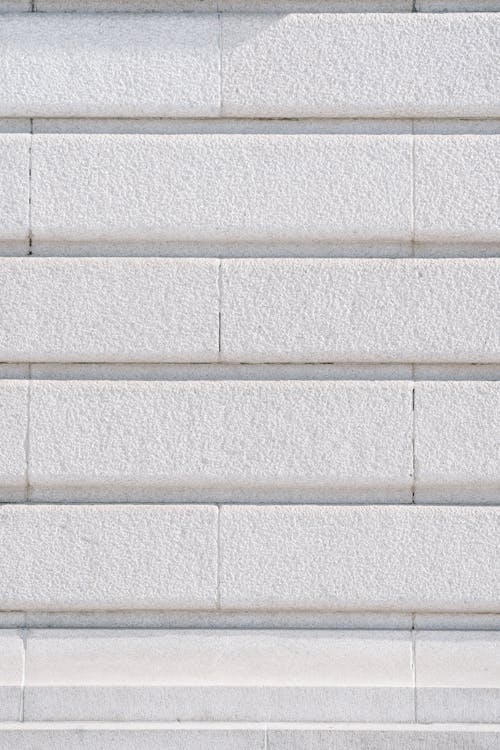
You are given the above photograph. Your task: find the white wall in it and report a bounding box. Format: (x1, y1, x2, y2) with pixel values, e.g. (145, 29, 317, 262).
(0, 0, 498, 746)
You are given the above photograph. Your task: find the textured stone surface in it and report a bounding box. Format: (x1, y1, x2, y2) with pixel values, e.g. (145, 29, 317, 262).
(0, 381, 28, 502)
(220, 506, 500, 611)
(31, 134, 413, 241)
(36, 0, 218, 8)
(415, 136, 500, 241)
(0, 14, 219, 117)
(0, 505, 217, 610)
(0, 258, 219, 362)
(0, 631, 23, 721)
(415, 382, 500, 503)
(0, 135, 29, 240)
(0, 724, 264, 750)
(416, 632, 500, 723)
(418, 0, 500, 8)
(222, 0, 412, 8)
(222, 13, 500, 117)
(24, 630, 413, 721)
(221, 258, 499, 363)
(268, 725, 500, 750)
(28, 380, 413, 502)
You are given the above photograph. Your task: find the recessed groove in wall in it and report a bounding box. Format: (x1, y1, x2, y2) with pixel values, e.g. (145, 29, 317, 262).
(0, 610, 414, 629)
(0, 1, 422, 14)
(13, 0, 500, 12)
(1, 364, 499, 381)
(1, 496, 498, 505)
(31, 118, 500, 135)
(0, 241, 30, 256)
(0, 119, 31, 133)
(416, 1, 500, 10)
(20, 484, 416, 504)
(29, 363, 415, 380)
(27, 241, 500, 259)
(1, 610, 499, 629)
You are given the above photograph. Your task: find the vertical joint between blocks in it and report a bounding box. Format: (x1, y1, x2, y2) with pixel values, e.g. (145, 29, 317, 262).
(28, 121, 33, 255)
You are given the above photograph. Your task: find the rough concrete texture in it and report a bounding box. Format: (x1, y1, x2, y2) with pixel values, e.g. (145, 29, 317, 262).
(0, 135, 30, 240)
(222, 13, 500, 117)
(221, 258, 499, 363)
(415, 381, 500, 503)
(0, 14, 220, 117)
(0, 505, 218, 610)
(0, 381, 29, 501)
(27, 380, 413, 502)
(219, 505, 500, 611)
(0, 258, 219, 362)
(415, 135, 500, 242)
(30, 134, 413, 241)
(0, 0, 498, 740)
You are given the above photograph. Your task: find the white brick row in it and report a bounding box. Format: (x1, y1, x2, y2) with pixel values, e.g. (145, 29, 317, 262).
(1, 258, 497, 363)
(0, 13, 498, 117)
(268, 725, 500, 750)
(0, 725, 498, 750)
(221, 13, 500, 118)
(0, 258, 219, 362)
(0, 505, 497, 611)
(30, 134, 412, 242)
(1, 380, 498, 502)
(1, 629, 497, 722)
(221, 259, 499, 363)
(1, 135, 499, 243)
(220, 506, 500, 612)
(22, 630, 414, 721)
(0, 724, 264, 750)
(0, 505, 218, 610)
(26, 135, 499, 242)
(0, 14, 220, 117)
(27, 380, 414, 502)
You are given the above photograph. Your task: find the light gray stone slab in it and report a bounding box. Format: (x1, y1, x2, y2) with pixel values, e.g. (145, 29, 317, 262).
(0, 723, 264, 750)
(0, 505, 217, 610)
(222, 13, 500, 118)
(0, 631, 23, 721)
(0, 381, 28, 502)
(221, 258, 499, 363)
(24, 630, 413, 721)
(0, 135, 30, 240)
(31, 134, 413, 242)
(28, 380, 413, 502)
(415, 136, 500, 242)
(0, 14, 220, 117)
(416, 631, 500, 723)
(268, 724, 500, 750)
(220, 505, 500, 611)
(0, 258, 219, 362)
(415, 381, 500, 503)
